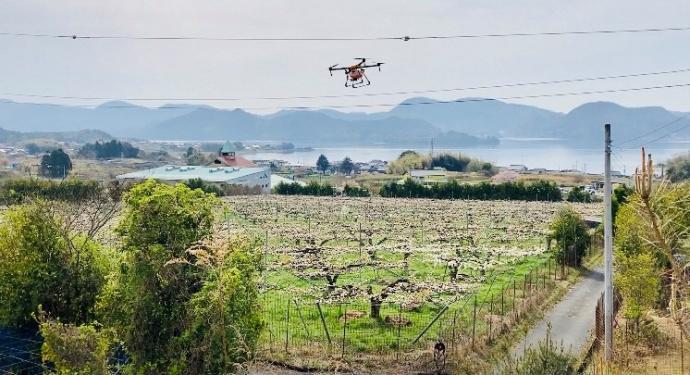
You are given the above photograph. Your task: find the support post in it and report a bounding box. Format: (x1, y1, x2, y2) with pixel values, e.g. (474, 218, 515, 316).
(604, 123, 614, 362)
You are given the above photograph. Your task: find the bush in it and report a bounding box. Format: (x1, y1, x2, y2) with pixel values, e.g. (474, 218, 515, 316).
(549, 207, 590, 265)
(273, 181, 335, 196)
(0, 201, 108, 326)
(172, 237, 263, 374)
(379, 179, 562, 201)
(99, 180, 263, 372)
(183, 178, 224, 196)
(0, 178, 103, 205)
(344, 184, 370, 197)
(566, 186, 592, 203)
(79, 140, 140, 159)
(665, 153, 690, 182)
(503, 330, 577, 375)
(39, 317, 117, 375)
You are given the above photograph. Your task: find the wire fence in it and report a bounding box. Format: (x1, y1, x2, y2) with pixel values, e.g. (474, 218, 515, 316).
(257, 257, 568, 367)
(0, 329, 46, 375)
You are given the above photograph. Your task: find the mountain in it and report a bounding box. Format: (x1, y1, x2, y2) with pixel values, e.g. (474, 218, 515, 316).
(0, 127, 113, 144)
(0, 97, 687, 146)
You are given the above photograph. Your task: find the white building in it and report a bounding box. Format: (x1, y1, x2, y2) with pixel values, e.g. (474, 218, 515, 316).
(116, 165, 271, 194)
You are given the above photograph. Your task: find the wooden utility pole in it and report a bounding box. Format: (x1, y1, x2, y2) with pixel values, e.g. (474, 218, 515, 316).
(604, 124, 614, 362)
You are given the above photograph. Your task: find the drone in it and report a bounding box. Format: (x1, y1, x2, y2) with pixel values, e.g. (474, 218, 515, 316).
(328, 58, 384, 88)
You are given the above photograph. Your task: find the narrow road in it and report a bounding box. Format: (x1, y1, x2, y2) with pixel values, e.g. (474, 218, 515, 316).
(512, 266, 604, 357)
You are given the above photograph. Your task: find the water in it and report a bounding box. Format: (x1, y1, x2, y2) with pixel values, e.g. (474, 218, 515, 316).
(245, 139, 689, 175)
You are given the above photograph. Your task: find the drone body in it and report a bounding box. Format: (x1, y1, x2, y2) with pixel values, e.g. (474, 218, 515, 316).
(329, 58, 384, 88)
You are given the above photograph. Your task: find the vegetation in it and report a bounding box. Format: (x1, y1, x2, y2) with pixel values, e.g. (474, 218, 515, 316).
(316, 154, 330, 173)
(0, 178, 104, 205)
(665, 153, 690, 182)
(0, 201, 109, 326)
(386, 151, 495, 175)
(339, 156, 355, 175)
(273, 181, 335, 196)
(566, 186, 593, 203)
(96, 180, 263, 372)
(183, 177, 224, 196)
(549, 207, 590, 266)
(39, 318, 117, 375)
(40, 148, 72, 178)
(343, 184, 370, 197)
(79, 140, 140, 159)
(184, 147, 214, 165)
(503, 327, 577, 375)
(379, 178, 562, 201)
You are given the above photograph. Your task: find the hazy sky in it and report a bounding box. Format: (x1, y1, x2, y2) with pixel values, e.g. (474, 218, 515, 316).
(2, 0, 690, 114)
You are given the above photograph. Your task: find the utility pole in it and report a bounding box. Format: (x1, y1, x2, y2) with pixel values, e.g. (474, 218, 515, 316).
(604, 123, 614, 362)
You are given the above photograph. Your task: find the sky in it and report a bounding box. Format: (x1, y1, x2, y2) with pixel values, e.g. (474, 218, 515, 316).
(1, 0, 690, 114)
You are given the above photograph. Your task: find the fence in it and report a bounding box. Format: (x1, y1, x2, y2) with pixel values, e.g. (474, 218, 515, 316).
(0, 329, 46, 375)
(258, 257, 570, 369)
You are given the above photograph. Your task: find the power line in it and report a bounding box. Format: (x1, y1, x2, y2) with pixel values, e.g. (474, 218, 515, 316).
(1, 26, 690, 42)
(615, 111, 690, 147)
(2, 82, 690, 112)
(4, 66, 690, 103)
(643, 121, 690, 146)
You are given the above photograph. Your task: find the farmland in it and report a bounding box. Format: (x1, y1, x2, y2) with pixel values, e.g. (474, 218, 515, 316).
(221, 195, 600, 370)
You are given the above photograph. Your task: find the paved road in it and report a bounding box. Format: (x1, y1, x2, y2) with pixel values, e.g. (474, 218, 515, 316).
(512, 266, 604, 357)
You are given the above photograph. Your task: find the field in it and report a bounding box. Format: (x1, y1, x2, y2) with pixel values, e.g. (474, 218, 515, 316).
(221, 195, 600, 370)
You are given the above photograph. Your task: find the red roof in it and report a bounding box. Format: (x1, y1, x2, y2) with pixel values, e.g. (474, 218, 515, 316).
(214, 155, 256, 168)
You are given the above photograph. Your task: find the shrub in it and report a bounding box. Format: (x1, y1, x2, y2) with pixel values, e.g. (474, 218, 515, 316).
(344, 184, 370, 197)
(566, 186, 592, 203)
(549, 207, 590, 265)
(665, 153, 690, 182)
(273, 181, 335, 196)
(183, 178, 224, 196)
(379, 179, 562, 201)
(0, 178, 103, 205)
(0, 201, 108, 326)
(39, 317, 117, 375)
(504, 331, 577, 375)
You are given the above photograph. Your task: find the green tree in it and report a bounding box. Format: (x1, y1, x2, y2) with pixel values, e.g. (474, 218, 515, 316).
(40, 149, 72, 178)
(172, 237, 263, 374)
(0, 201, 107, 326)
(666, 153, 690, 182)
(549, 207, 590, 265)
(566, 186, 592, 203)
(316, 154, 330, 174)
(339, 156, 355, 175)
(99, 180, 258, 373)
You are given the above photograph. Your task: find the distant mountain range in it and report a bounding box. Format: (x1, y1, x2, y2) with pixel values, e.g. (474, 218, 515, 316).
(0, 97, 687, 147)
(0, 127, 112, 145)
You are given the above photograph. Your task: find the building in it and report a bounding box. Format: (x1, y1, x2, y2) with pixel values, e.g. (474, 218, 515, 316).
(213, 141, 257, 168)
(507, 164, 528, 172)
(407, 169, 448, 184)
(116, 165, 271, 194)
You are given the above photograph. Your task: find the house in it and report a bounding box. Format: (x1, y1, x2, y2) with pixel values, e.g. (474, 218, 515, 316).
(407, 169, 448, 184)
(212, 141, 257, 168)
(507, 164, 528, 172)
(116, 165, 272, 194)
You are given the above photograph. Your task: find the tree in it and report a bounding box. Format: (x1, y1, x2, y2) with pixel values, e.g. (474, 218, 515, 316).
(99, 180, 261, 372)
(0, 201, 108, 327)
(316, 154, 330, 174)
(339, 156, 355, 175)
(630, 150, 690, 340)
(549, 207, 590, 266)
(25, 142, 43, 155)
(40, 149, 72, 178)
(666, 153, 690, 182)
(566, 186, 592, 203)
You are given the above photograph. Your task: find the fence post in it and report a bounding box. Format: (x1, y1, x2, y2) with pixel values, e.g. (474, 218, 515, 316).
(341, 304, 348, 358)
(472, 296, 477, 349)
(500, 287, 505, 316)
(293, 300, 311, 340)
(488, 293, 494, 343)
(316, 302, 332, 346)
(513, 279, 517, 321)
(285, 299, 290, 353)
(397, 304, 403, 357)
(451, 309, 458, 352)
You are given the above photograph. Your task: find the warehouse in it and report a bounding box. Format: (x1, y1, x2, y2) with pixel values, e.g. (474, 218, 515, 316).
(116, 165, 272, 194)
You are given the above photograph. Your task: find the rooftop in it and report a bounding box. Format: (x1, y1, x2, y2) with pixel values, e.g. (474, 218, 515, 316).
(117, 165, 268, 182)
